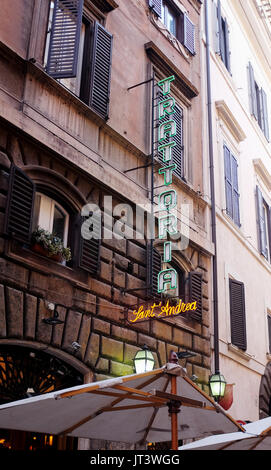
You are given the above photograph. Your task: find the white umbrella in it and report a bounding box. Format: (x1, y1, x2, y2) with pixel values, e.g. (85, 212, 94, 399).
(0, 364, 243, 450)
(179, 417, 271, 450)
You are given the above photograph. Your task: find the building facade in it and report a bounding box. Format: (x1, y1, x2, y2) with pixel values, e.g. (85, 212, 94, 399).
(203, 0, 271, 423)
(0, 0, 213, 449)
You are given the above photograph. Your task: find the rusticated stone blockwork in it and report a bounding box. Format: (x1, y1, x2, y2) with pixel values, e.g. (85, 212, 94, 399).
(0, 127, 211, 386)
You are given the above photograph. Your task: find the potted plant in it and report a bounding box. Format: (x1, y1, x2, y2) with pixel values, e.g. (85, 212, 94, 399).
(31, 227, 72, 263)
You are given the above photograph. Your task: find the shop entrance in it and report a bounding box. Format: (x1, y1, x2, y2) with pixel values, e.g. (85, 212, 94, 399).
(0, 345, 83, 450)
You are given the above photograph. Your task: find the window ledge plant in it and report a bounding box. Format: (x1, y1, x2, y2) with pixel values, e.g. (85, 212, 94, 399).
(31, 227, 71, 262)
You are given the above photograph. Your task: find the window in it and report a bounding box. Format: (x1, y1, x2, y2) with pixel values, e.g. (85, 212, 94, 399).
(213, 0, 231, 73)
(44, 0, 113, 120)
(148, 0, 195, 55)
(5, 165, 100, 275)
(162, 261, 185, 299)
(224, 144, 240, 227)
(256, 186, 271, 261)
(161, 1, 177, 36)
(229, 279, 247, 351)
(248, 62, 270, 141)
(33, 194, 69, 247)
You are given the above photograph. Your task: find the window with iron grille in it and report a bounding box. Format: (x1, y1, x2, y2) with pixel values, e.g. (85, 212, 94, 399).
(44, 0, 113, 120)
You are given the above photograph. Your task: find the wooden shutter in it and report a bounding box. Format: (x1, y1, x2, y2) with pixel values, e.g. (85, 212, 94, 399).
(260, 89, 270, 141)
(5, 165, 35, 243)
(256, 186, 268, 258)
(147, 245, 161, 297)
(212, 0, 220, 53)
(217, 0, 223, 58)
(229, 279, 247, 351)
(89, 22, 113, 120)
(183, 14, 195, 55)
(248, 62, 257, 119)
(224, 18, 231, 73)
(231, 156, 240, 226)
(46, 0, 84, 79)
(268, 315, 271, 353)
(224, 145, 233, 219)
(78, 212, 101, 274)
(148, 0, 162, 17)
(189, 271, 203, 322)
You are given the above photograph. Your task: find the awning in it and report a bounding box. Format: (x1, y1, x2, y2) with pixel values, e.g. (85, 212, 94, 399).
(0, 364, 243, 447)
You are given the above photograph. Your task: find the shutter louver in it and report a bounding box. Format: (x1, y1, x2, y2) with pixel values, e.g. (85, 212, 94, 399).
(147, 244, 161, 297)
(261, 89, 270, 142)
(183, 14, 196, 55)
(5, 165, 35, 243)
(268, 315, 271, 353)
(212, 0, 220, 53)
(232, 156, 240, 227)
(148, 0, 162, 18)
(217, 0, 223, 58)
(79, 212, 101, 274)
(224, 18, 231, 73)
(158, 90, 184, 180)
(89, 22, 113, 120)
(229, 279, 247, 351)
(189, 272, 203, 322)
(224, 145, 233, 219)
(248, 62, 257, 119)
(256, 186, 268, 258)
(46, 0, 84, 79)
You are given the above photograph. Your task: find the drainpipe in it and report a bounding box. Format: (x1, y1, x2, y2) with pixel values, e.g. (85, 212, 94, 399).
(204, 0, 220, 374)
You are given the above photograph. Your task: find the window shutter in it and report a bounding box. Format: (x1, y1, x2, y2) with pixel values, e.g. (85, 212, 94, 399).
(224, 145, 233, 219)
(248, 62, 257, 119)
(268, 315, 271, 353)
(5, 165, 35, 243)
(217, 0, 223, 57)
(89, 22, 113, 120)
(147, 245, 161, 297)
(46, 0, 84, 79)
(229, 279, 247, 351)
(256, 186, 268, 258)
(224, 18, 231, 73)
(231, 156, 240, 227)
(183, 14, 195, 55)
(260, 89, 270, 142)
(189, 271, 203, 322)
(78, 213, 101, 274)
(148, 0, 162, 17)
(212, 1, 220, 53)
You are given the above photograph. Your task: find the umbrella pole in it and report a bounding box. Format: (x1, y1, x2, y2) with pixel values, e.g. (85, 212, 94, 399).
(170, 374, 179, 451)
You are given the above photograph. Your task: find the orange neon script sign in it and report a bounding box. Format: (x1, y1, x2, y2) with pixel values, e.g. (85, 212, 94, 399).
(129, 300, 197, 323)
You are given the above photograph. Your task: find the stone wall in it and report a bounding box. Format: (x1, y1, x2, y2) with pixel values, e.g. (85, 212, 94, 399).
(0, 125, 211, 392)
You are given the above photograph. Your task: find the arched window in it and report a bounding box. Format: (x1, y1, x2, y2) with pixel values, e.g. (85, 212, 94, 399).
(162, 260, 185, 300)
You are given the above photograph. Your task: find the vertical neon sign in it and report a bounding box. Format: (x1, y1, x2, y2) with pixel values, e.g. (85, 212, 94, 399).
(157, 76, 178, 294)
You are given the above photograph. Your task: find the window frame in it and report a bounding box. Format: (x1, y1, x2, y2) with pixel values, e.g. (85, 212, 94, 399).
(33, 192, 70, 248)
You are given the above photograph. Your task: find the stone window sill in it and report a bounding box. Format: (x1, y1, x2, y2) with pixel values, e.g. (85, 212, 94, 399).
(6, 239, 89, 289)
(228, 343, 253, 362)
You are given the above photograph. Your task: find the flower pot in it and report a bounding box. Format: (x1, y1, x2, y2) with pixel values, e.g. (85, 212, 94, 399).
(31, 243, 63, 262)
